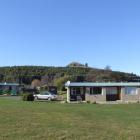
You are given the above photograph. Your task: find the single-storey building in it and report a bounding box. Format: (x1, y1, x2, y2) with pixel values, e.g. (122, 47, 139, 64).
(0, 83, 22, 95)
(65, 81, 140, 103)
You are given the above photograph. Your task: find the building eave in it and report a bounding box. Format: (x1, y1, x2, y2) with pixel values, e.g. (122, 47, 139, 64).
(65, 82, 140, 87)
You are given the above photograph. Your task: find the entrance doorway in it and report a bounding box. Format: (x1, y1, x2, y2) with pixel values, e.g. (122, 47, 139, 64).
(106, 87, 121, 101)
(70, 87, 85, 101)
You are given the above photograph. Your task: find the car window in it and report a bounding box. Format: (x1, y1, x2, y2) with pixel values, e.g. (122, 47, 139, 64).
(45, 91, 53, 95)
(40, 91, 50, 95)
(40, 93, 49, 95)
(44, 93, 49, 95)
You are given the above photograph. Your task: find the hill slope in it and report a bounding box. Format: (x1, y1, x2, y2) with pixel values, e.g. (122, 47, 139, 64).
(0, 66, 139, 88)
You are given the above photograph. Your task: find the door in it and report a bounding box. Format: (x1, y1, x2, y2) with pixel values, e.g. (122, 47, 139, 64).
(70, 87, 85, 101)
(106, 87, 120, 101)
(70, 88, 80, 101)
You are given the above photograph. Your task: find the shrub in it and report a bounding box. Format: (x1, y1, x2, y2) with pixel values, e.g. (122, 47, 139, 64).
(92, 101, 97, 104)
(86, 101, 90, 104)
(22, 93, 34, 101)
(0, 90, 2, 95)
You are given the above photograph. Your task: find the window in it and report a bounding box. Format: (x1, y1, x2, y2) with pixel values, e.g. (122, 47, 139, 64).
(40, 91, 50, 95)
(90, 87, 102, 95)
(71, 88, 77, 95)
(86, 87, 90, 94)
(106, 87, 117, 95)
(125, 87, 137, 95)
(44, 93, 49, 95)
(71, 88, 80, 95)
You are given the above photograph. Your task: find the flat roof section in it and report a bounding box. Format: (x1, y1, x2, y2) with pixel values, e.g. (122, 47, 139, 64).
(0, 83, 20, 86)
(65, 82, 140, 87)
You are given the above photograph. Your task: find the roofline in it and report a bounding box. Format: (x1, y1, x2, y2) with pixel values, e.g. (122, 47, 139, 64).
(0, 83, 21, 86)
(65, 81, 140, 87)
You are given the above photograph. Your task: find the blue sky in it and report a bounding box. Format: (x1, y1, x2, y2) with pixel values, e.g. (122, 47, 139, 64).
(0, 0, 140, 74)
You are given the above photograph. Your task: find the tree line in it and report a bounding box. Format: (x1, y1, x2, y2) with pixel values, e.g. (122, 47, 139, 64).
(0, 66, 139, 90)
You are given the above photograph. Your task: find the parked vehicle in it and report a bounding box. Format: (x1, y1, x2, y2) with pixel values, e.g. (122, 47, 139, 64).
(34, 91, 57, 101)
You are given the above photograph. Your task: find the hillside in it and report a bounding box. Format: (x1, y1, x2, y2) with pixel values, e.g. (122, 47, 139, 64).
(0, 65, 139, 90)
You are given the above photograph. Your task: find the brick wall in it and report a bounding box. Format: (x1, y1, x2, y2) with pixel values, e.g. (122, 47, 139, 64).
(85, 94, 106, 103)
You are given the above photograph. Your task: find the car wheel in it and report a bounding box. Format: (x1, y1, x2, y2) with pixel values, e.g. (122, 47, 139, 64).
(48, 97, 51, 101)
(35, 96, 38, 100)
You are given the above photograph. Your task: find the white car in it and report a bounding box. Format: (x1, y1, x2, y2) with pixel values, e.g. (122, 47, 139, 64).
(34, 91, 57, 101)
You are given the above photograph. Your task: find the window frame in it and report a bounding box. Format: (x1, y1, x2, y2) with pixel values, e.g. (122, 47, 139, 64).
(125, 87, 138, 95)
(90, 87, 102, 95)
(106, 87, 118, 95)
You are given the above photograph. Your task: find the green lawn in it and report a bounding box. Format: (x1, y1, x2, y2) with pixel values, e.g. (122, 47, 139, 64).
(0, 98, 140, 140)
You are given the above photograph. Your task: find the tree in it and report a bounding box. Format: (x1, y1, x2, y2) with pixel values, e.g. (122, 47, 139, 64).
(104, 65, 112, 71)
(67, 62, 85, 67)
(31, 79, 41, 89)
(85, 63, 88, 67)
(0, 74, 4, 82)
(54, 75, 76, 90)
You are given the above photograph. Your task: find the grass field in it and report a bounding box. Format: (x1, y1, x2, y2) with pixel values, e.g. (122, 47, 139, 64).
(0, 98, 140, 140)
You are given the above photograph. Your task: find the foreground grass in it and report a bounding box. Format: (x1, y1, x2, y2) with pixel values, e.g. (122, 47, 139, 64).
(0, 98, 140, 140)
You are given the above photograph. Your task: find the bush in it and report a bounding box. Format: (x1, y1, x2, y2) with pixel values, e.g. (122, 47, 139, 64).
(92, 101, 97, 104)
(0, 90, 2, 95)
(22, 93, 34, 101)
(86, 101, 90, 104)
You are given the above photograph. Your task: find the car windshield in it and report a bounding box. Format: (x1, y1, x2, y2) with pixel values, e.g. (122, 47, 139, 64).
(40, 91, 50, 95)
